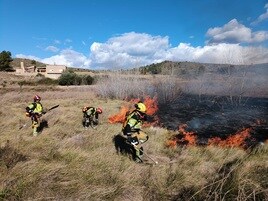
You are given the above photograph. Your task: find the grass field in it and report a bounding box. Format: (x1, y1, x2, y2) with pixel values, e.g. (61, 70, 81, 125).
(0, 72, 267, 201)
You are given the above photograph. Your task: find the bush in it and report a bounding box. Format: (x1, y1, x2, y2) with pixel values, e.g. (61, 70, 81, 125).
(82, 75, 94, 85)
(58, 71, 94, 86)
(36, 77, 58, 85)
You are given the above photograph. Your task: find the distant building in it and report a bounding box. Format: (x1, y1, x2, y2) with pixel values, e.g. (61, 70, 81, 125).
(46, 65, 66, 79)
(15, 62, 67, 79)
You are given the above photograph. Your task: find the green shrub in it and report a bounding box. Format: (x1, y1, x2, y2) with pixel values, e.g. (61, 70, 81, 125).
(58, 72, 94, 86)
(58, 71, 78, 85)
(82, 75, 94, 85)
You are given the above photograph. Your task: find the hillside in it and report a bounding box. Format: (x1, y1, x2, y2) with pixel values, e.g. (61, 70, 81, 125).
(11, 58, 47, 68)
(138, 60, 268, 77)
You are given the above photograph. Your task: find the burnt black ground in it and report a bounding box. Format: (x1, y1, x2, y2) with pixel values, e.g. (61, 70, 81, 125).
(156, 93, 268, 145)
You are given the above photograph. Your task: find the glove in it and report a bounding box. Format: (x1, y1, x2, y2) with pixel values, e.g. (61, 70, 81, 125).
(131, 141, 138, 146)
(127, 137, 139, 146)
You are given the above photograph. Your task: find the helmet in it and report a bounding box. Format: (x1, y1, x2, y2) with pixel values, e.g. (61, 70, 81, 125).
(34, 95, 41, 102)
(135, 102, 146, 113)
(96, 107, 103, 114)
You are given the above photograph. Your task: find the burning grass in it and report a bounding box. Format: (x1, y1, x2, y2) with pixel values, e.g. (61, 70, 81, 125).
(0, 73, 267, 200)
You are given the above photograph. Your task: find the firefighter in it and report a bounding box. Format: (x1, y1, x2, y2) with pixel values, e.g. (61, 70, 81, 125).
(25, 95, 45, 136)
(122, 102, 149, 163)
(82, 107, 103, 128)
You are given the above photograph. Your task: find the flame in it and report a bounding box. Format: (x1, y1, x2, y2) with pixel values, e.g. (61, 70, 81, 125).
(166, 125, 253, 149)
(108, 106, 130, 124)
(165, 124, 197, 147)
(208, 128, 251, 148)
(108, 96, 159, 125)
(178, 124, 197, 146)
(143, 96, 158, 116)
(165, 139, 177, 148)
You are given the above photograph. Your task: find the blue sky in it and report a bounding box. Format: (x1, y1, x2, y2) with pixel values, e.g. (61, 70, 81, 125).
(1, 0, 268, 69)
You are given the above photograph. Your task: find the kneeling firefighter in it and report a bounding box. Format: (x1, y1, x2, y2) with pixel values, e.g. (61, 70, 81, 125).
(122, 102, 149, 163)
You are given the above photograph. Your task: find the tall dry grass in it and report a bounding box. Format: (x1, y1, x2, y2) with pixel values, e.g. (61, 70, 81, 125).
(95, 73, 185, 104)
(0, 76, 267, 201)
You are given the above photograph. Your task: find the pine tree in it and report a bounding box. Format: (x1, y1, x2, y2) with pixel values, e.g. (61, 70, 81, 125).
(0, 51, 13, 71)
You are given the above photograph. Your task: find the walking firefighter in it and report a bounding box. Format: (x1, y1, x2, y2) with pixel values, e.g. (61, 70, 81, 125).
(25, 95, 46, 136)
(122, 102, 149, 163)
(82, 106, 103, 128)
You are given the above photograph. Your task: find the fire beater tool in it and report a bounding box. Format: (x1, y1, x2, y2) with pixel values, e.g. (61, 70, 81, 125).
(19, 104, 60, 130)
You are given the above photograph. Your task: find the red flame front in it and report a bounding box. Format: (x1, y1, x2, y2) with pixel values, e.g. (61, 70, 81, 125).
(108, 96, 159, 126)
(208, 128, 251, 148)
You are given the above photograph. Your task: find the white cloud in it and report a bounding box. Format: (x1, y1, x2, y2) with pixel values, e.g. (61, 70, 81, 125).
(45, 46, 59, 52)
(15, 54, 41, 61)
(206, 19, 268, 44)
(42, 49, 91, 67)
(169, 43, 268, 64)
(89, 32, 170, 68)
(18, 32, 268, 69)
(251, 3, 268, 25)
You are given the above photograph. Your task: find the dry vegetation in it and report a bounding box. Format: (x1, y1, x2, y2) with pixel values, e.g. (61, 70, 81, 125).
(0, 71, 267, 201)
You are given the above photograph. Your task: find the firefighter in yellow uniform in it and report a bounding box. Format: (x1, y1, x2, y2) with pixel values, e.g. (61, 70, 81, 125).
(26, 95, 45, 136)
(122, 102, 149, 163)
(82, 107, 103, 128)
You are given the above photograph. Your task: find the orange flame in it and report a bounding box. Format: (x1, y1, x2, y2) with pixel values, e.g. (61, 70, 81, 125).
(165, 139, 177, 148)
(108, 106, 130, 124)
(178, 124, 197, 146)
(108, 96, 158, 126)
(143, 96, 158, 116)
(208, 128, 251, 148)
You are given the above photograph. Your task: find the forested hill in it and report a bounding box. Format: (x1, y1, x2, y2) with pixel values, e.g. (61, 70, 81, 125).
(138, 60, 268, 76)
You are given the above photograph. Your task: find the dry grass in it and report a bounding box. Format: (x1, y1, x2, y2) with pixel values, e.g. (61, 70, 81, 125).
(0, 73, 267, 201)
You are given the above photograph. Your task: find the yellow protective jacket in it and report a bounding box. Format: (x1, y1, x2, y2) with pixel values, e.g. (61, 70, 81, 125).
(123, 110, 146, 131)
(26, 102, 43, 115)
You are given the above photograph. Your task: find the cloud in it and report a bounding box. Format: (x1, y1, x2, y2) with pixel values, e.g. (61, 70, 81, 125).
(168, 43, 268, 64)
(16, 49, 91, 68)
(89, 32, 170, 68)
(17, 32, 268, 69)
(45, 46, 59, 52)
(206, 19, 268, 44)
(251, 3, 268, 25)
(16, 54, 41, 61)
(42, 49, 91, 67)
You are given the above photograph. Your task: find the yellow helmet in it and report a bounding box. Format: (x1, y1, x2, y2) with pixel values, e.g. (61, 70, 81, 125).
(135, 102, 146, 113)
